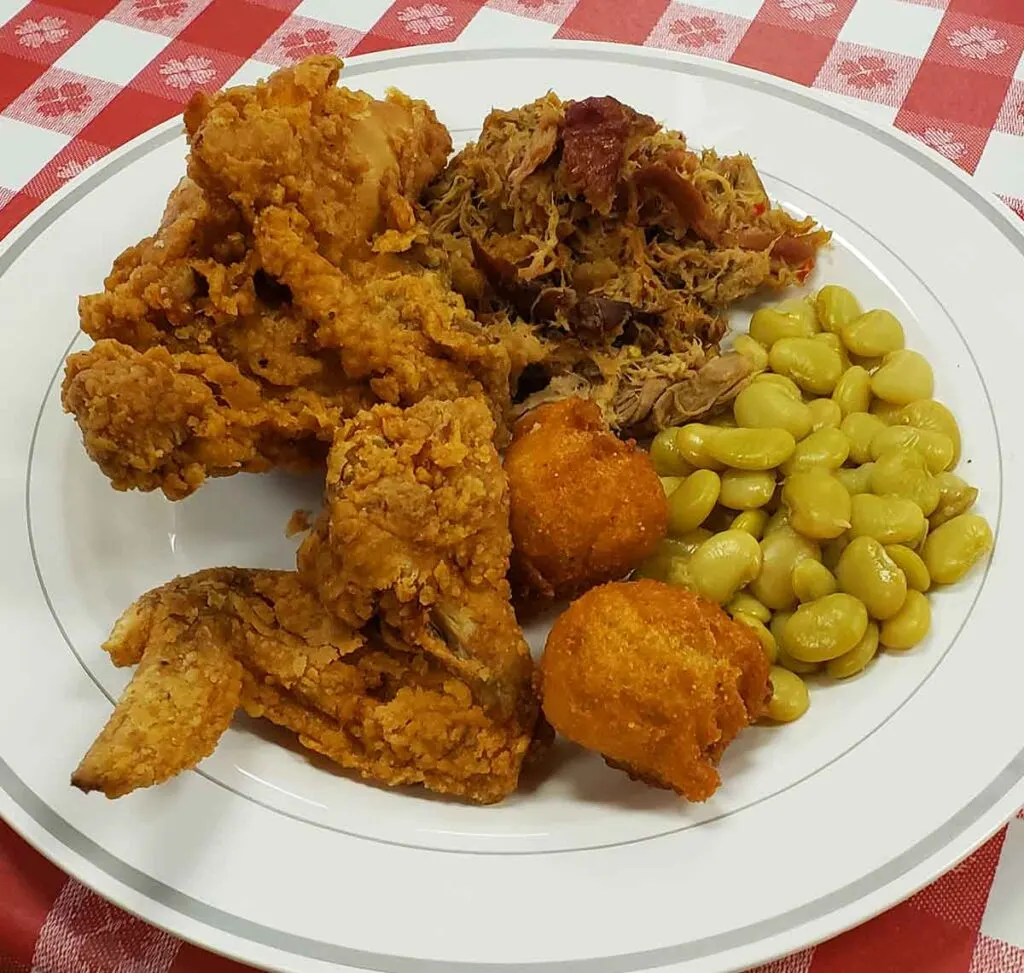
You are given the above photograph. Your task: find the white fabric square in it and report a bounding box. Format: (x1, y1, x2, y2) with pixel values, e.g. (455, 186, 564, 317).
(55, 20, 170, 85)
(839, 0, 944, 59)
(0, 117, 69, 190)
(292, 0, 394, 31)
(456, 8, 557, 45)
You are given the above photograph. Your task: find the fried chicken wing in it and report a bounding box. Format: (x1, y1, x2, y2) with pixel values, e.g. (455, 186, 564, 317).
(73, 568, 533, 803)
(298, 397, 535, 725)
(504, 398, 668, 601)
(539, 580, 771, 801)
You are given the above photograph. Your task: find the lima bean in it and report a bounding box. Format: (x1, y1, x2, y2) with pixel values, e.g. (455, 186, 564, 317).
(783, 470, 852, 540)
(879, 589, 931, 650)
(840, 309, 905, 358)
(832, 365, 872, 417)
(733, 382, 813, 440)
(719, 469, 777, 510)
(835, 536, 908, 621)
(871, 349, 934, 405)
(769, 337, 843, 395)
(815, 285, 862, 334)
(922, 513, 993, 585)
(751, 527, 822, 611)
(825, 621, 879, 679)
(791, 558, 838, 603)
(782, 593, 869, 662)
(765, 666, 810, 721)
(841, 412, 887, 465)
(705, 427, 796, 471)
(667, 470, 721, 535)
(781, 427, 850, 474)
(850, 493, 926, 545)
(688, 529, 763, 603)
(884, 544, 931, 592)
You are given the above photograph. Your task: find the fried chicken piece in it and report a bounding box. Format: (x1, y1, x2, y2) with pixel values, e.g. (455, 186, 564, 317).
(539, 580, 771, 801)
(72, 572, 246, 798)
(504, 398, 668, 601)
(298, 397, 535, 726)
(251, 206, 513, 436)
(73, 569, 533, 803)
(185, 55, 451, 266)
(66, 58, 506, 498)
(61, 339, 366, 498)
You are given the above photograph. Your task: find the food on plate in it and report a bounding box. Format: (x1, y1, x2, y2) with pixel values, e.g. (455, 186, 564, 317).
(636, 286, 993, 718)
(63, 55, 996, 808)
(424, 93, 828, 434)
(73, 566, 536, 804)
(298, 396, 537, 728)
(503, 397, 667, 600)
(62, 56, 520, 499)
(538, 580, 771, 801)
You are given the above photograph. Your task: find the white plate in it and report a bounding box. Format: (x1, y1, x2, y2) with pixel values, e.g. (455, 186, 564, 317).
(0, 42, 1021, 973)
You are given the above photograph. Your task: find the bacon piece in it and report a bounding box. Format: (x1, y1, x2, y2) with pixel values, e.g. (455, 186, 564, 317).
(559, 96, 657, 215)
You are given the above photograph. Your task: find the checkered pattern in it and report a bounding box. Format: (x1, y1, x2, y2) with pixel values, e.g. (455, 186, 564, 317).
(1, 0, 1024, 969)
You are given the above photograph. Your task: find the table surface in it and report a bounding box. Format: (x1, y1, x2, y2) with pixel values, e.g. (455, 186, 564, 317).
(1, 1, 1023, 971)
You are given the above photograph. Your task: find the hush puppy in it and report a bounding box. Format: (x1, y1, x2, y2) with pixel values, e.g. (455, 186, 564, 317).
(539, 580, 771, 801)
(505, 398, 668, 600)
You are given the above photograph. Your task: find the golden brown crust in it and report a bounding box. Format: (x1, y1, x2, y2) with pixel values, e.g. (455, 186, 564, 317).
(298, 397, 536, 728)
(73, 567, 534, 804)
(505, 398, 668, 601)
(538, 580, 770, 802)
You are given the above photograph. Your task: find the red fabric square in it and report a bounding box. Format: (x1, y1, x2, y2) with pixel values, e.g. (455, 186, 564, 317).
(352, 1, 489, 55)
(949, 0, 1024, 28)
(77, 86, 179, 146)
(105, 0, 214, 38)
(926, 10, 1024, 77)
(253, 14, 362, 66)
(899, 57, 1010, 128)
(808, 899, 978, 973)
(0, 824, 67, 966)
(129, 39, 243, 102)
(48, 0, 119, 14)
(21, 135, 109, 198)
(3, 67, 119, 135)
(895, 108, 990, 172)
(169, 942, 256, 972)
(0, 191, 42, 240)
(814, 42, 921, 106)
(0, 54, 47, 110)
(646, 3, 749, 61)
(908, 828, 1007, 931)
(554, 0, 671, 43)
(178, 0, 296, 56)
(0, 2, 97, 66)
(731, 20, 837, 86)
(754, 0, 856, 37)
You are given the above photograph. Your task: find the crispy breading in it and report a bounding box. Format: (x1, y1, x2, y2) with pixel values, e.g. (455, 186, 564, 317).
(72, 568, 533, 804)
(72, 572, 246, 798)
(504, 398, 668, 601)
(539, 580, 771, 802)
(298, 397, 535, 726)
(184, 55, 451, 266)
(64, 57, 510, 499)
(61, 339, 364, 498)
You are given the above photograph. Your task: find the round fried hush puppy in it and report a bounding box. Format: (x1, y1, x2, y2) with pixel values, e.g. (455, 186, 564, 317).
(505, 398, 668, 600)
(539, 580, 771, 801)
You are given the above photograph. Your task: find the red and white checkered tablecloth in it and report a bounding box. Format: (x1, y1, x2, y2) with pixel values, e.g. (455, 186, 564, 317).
(2, 0, 1024, 970)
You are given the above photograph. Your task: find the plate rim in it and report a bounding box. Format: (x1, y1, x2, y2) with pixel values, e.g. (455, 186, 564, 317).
(2, 40, 1023, 973)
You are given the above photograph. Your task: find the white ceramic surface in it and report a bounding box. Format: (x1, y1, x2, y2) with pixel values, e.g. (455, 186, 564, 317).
(0, 42, 1021, 973)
